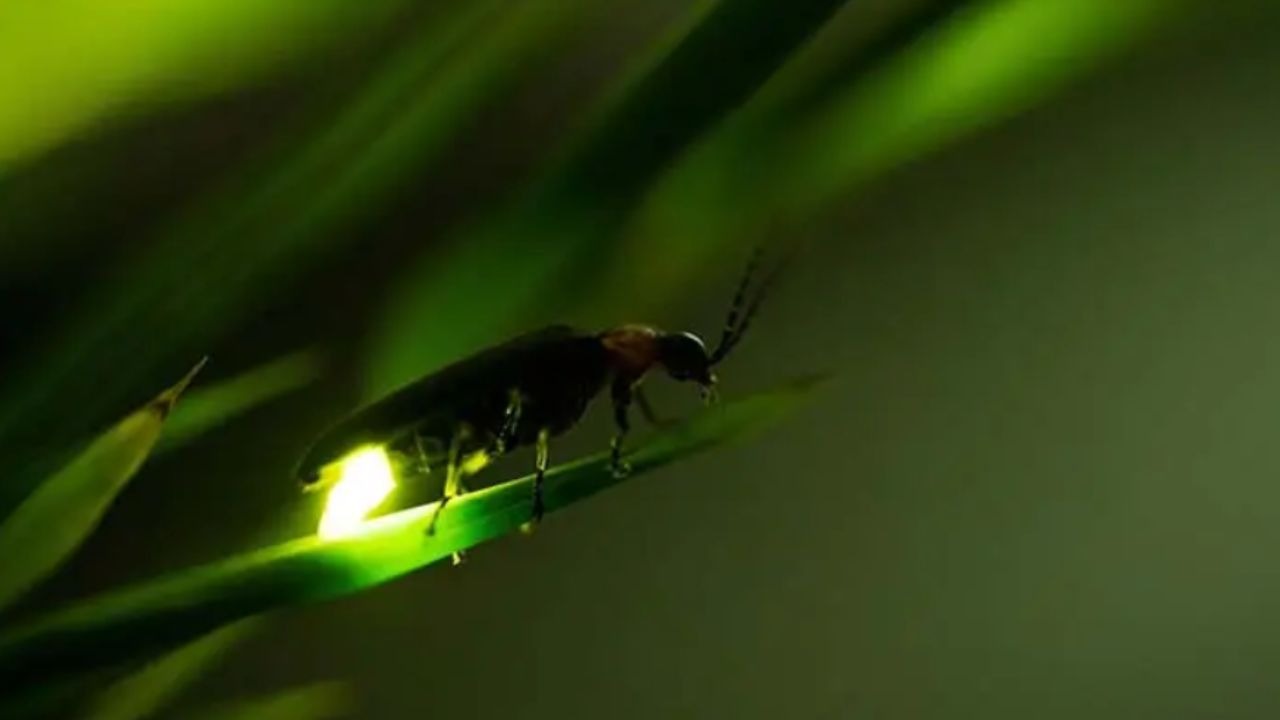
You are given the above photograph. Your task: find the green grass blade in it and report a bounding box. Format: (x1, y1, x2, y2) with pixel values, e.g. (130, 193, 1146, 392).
(186, 682, 354, 720)
(0, 671, 113, 720)
(779, 0, 1190, 209)
(0, 0, 591, 499)
(83, 619, 258, 720)
(158, 352, 322, 451)
(595, 0, 1193, 321)
(11, 352, 319, 512)
(0, 359, 205, 613)
(0, 376, 822, 690)
(0, 1, 412, 171)
(364, 0, 848, 398)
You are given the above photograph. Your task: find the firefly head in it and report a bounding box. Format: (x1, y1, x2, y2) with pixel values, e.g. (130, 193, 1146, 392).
(658, 331, 716, 391)
(603, 246, 784, 401)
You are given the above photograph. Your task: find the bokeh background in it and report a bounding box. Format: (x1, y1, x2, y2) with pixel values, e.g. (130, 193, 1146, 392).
(3, 0, 1280, 717)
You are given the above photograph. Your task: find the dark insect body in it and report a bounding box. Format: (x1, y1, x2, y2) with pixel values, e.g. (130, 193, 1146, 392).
(295, 249, 783, 529)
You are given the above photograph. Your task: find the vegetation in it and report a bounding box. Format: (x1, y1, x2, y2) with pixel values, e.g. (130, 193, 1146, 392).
(0, 0, 1197, 715)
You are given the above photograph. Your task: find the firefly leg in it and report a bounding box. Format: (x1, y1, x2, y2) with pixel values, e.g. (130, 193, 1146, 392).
(443, 448, 470, 565)
(496, 388, 523, 454)
(531, 427, 551, 524)
(609, 377, 633, 478)
(427, 423, 471, 538)
(444, 454, 475, 566)
(412, 432, 432, 477)
(634, 386, 667, 428)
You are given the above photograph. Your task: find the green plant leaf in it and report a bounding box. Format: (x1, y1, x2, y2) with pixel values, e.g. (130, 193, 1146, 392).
(186, 682, 354, 720)
(0, 0, 595, 499)
(0, 376, 823, 690)
(158, 352, 323, 451)
(0, 0, 413, 171)
(0, 359, 206, 613)
(594, 0, 1194, 322)
(364, 0, 848, 398)
(779, 0, 1190, 209)
(83, 619, 258, 720)
(0, 671, 112, 720)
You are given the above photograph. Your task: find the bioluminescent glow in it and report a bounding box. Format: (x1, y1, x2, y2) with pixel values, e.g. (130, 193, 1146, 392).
(461, 450, 491, 476)
(318, 446, 397, 539)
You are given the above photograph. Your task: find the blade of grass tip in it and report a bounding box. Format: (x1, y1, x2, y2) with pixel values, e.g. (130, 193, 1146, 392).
(82, 618, 259, 720)
(0, 358, 207, 613)
(158, 352, 323, 452)
(0, 376, 827, 689)
(11, 353, 313, 504)
(185, 682, 354, 720)
(0, 0, 586, 466)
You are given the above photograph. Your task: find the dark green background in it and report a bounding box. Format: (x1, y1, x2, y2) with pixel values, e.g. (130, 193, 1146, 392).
(3, 2, 1280, 717)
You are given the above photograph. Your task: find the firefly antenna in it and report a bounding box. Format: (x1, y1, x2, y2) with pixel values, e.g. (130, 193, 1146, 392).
(710, 243, 792, 366)
(709, 246, 761, 364)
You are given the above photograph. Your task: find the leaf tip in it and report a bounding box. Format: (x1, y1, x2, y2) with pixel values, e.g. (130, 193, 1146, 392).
(150, 356, 209, 418)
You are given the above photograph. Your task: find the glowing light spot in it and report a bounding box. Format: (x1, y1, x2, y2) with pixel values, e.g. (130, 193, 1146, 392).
(318, 446, 396, 539)
(461, 450, 490, 475)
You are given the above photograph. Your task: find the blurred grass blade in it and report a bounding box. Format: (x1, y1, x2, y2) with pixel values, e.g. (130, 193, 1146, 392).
(187, 682, 354, 720)
(0, 359, 205, 613)
(0, 376, 823, 689)
(598, 0, 1193, 320)
(365, 0, 848, 397)
(14, 352, 320, 508)
(0, 0, 595, 493)
(83, 619, 258, 720)
(781, 0, 1189, 208)
(0, 0, 412, 171)
(159, 352, 323, 451)
(0, 672, 113, 720)
(589, 0, 974, 318)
